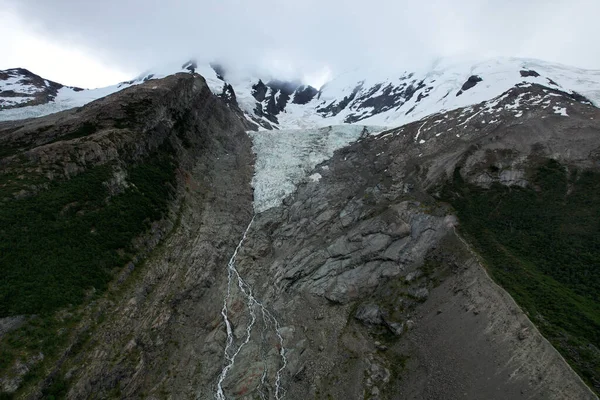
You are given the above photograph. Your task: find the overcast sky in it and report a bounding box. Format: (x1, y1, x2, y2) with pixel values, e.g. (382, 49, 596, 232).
(1, 0, 598, 88)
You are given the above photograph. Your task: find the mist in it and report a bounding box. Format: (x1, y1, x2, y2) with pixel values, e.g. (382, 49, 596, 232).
(2, 0, 599, 88)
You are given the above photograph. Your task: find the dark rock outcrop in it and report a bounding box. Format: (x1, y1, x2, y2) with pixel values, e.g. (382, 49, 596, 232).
(251, 79, 268, 102)
(520, 69, 540, 77)
(314, 73, 437, 124)
(182, 59, 197, 73)
(210, 62, 227, 80)
(318, 81, 364, 117)
(456, 75, 483, 96)
(292, 85, 318, 105)
(345, 80, 430, 123)
(251, 79, 318, 126)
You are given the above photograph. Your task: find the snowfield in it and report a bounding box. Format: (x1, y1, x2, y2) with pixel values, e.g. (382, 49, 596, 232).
(0, 85, 119, 121)
(310, 57, 600, 128)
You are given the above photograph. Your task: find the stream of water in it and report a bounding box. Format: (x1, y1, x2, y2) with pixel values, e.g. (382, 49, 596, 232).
(215, 217, 287, 400)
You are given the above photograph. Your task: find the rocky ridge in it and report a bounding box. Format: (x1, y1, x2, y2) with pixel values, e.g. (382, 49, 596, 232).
(0, 72, 255, 397)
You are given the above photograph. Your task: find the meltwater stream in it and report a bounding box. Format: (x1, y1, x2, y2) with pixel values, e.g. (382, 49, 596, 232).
(215, 126, 384, 398)
(215, 217, 287, 400)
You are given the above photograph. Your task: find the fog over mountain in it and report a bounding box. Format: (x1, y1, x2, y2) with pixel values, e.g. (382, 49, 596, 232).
(1, 0, 599, 88)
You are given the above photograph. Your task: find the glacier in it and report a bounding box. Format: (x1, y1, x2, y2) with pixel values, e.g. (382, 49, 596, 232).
(250, 125, 383, 213)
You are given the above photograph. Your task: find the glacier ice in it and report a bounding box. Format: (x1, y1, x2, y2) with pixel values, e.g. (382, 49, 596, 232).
(250, 125, 384, 213)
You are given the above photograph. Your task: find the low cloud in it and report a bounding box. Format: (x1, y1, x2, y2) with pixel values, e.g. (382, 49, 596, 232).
(3, 0, 599, 87)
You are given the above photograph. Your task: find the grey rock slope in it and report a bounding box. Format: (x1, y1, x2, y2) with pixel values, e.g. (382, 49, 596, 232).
(214, 84, 599, 399)
(60, 83, 599, 398)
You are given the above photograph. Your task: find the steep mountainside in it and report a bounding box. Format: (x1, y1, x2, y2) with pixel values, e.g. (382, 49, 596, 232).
(211, 83, 600, 399)
(230, 58, 600, 130)
(0, 61, 599, 400)
(0, 72, 255, 396)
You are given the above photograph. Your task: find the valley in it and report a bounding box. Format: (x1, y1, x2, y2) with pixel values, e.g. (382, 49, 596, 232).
(0, 59, 599, 399)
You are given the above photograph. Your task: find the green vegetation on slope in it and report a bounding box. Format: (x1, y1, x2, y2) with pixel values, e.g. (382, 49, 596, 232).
(0, 146, 177, 317)
(441, 159, 600, 394)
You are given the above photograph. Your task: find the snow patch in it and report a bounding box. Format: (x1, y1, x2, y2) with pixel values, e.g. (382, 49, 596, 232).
(553, 106, 569, 116)
(309, 173, 322, 182)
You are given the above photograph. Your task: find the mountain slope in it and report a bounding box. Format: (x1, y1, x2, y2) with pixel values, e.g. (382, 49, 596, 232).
(0, 63, 225, 122)
(0, 73, 255, 396)
(0, 59, 599, 399)
(2, 58, 599, 133)
(229, 83, 600, 399)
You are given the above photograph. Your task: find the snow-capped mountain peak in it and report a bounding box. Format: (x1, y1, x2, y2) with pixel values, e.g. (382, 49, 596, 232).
(0, 68, 82, 109)
(1, 57, 599, 130)
(259, 57, 600, 130)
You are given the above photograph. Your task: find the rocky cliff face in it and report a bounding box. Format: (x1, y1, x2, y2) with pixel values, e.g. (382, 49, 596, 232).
(0, 69, 599, 400)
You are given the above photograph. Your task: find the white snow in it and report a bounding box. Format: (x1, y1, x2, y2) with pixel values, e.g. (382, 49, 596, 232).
(235, 57, 600, 131)
(0, 85, 123, 121)
(0, 96, 32, 107)
(303, 57, 600, 129)
(308, 173, 322, 182)
(415, 121, 427, 141)
(376, 132, 394, 140)
(553, 106, 569, 116)
(1, 75, 40, 95)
